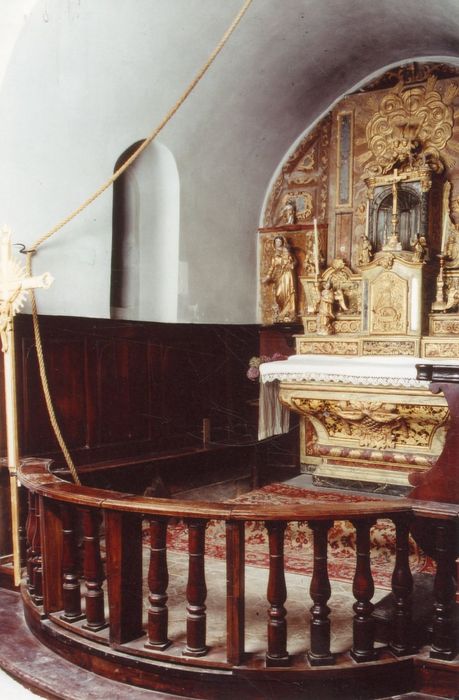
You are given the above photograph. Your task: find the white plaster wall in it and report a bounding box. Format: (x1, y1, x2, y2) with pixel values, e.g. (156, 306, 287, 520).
(0, 0, 458, 323)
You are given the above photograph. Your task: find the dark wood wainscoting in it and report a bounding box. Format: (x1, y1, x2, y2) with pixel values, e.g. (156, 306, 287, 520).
(6, 316, 261, 464)
(0, 317, 301, 563)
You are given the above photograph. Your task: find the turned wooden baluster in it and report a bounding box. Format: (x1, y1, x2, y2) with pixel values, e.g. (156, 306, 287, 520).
(183, 519, 208, 657)
(145, 517, 171, 650)
(266, 521, 289, 667)
(60, 505, 83, 622)
(32, 494, 43, 605)
(81, 508, 107, 631)
(308, 519, 335, 666)
(430, 521, 456, 660)
(390, 514, 414, 656)
(351, 518, 378, 662)
(26, 491, 37, 594)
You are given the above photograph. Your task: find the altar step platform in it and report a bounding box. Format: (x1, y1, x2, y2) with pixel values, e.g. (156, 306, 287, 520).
(259, 355, 459, 494)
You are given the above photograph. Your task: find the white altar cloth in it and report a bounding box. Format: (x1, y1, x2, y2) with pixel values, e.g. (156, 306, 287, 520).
(258, 355, 458, 440)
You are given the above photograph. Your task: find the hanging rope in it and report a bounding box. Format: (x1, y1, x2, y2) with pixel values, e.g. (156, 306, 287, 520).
(27, 0, 253, 255)
(25, 0, 254, 483)
(25, 261, 82, 485)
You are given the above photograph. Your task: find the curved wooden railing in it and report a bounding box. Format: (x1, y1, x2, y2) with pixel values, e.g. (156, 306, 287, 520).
(17, 459, 458, 699)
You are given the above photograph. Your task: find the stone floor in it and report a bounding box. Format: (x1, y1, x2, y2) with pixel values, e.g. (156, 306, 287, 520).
(0, 588, 193, 700)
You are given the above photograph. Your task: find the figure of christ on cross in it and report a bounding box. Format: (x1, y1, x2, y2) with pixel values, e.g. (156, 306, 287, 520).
(0, 226, 53, 584)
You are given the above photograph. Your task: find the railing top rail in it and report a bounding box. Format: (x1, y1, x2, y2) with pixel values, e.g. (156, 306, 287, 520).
(18, 459, 414, 522)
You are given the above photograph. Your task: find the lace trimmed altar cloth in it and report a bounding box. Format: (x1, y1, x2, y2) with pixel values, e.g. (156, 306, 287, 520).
(258, 354, 458, 440)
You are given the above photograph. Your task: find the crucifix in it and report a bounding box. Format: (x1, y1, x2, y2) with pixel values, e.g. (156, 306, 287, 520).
(0, 226, 53, 585)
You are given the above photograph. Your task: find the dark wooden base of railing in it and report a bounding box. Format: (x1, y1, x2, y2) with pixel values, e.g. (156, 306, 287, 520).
(307, 649, 335, 667)
(0, 555, 17, 591)
(21, 587, 458, 700)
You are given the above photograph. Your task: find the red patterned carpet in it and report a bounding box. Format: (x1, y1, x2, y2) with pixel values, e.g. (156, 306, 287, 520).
(161, 483, 435, 590)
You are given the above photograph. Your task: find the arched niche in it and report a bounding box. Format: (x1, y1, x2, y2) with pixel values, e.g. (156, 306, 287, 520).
(372, 183, 421, 252)
(110, 140, 180, 322)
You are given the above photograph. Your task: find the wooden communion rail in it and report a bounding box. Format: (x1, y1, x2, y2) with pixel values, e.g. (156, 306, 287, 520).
(17, 459, 458, 700)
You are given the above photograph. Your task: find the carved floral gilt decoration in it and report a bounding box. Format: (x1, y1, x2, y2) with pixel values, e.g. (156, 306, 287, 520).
(263, 116, 331, 227)
(360, 76, 458, 175)
(291, 398, 449, 452)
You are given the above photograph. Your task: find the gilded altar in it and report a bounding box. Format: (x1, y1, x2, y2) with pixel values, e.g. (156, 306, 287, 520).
(259, 355, 454, 487)
(257, 63, 459, 487)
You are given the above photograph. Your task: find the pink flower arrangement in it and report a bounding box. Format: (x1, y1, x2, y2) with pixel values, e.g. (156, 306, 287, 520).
(246, 353, 288, 381)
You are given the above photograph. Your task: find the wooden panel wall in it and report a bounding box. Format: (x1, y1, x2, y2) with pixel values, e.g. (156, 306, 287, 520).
(0, 317, 260, 466)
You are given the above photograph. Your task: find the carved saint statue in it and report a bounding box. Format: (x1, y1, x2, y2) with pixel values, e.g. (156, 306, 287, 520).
(263, 235, 296, 322)
(316, 280, 335, 335)
(445, 225, 459, 268)
(412, 235, 428, 263)
(358, 233, 373, 267)
(444, 282, 459, 312)
(322, 258, 351, 312)
(281, 199, 296, 225)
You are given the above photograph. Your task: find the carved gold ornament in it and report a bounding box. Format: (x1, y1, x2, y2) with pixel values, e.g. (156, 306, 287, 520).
(263, 116, 331, 227)
(370, 271, 407, 335)
(364, 78, 458, 175)
(291, 398, 449, 452)
(297, 339, 359, 355)
(284, 191, 314, 222)
(430, 315, 459, 336)
(362, 340, 416, 355)
(334, 401, 403, 450)
(424, 341, 459, 358)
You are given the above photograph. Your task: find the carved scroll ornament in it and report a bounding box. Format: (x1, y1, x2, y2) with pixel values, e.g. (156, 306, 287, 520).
(291, 398, 449, 452)
(364, 77, 458, 175)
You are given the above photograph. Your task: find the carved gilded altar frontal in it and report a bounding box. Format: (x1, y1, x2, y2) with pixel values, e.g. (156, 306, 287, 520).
(280, 382, 449, 481)
(290, 398, 448, 452)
